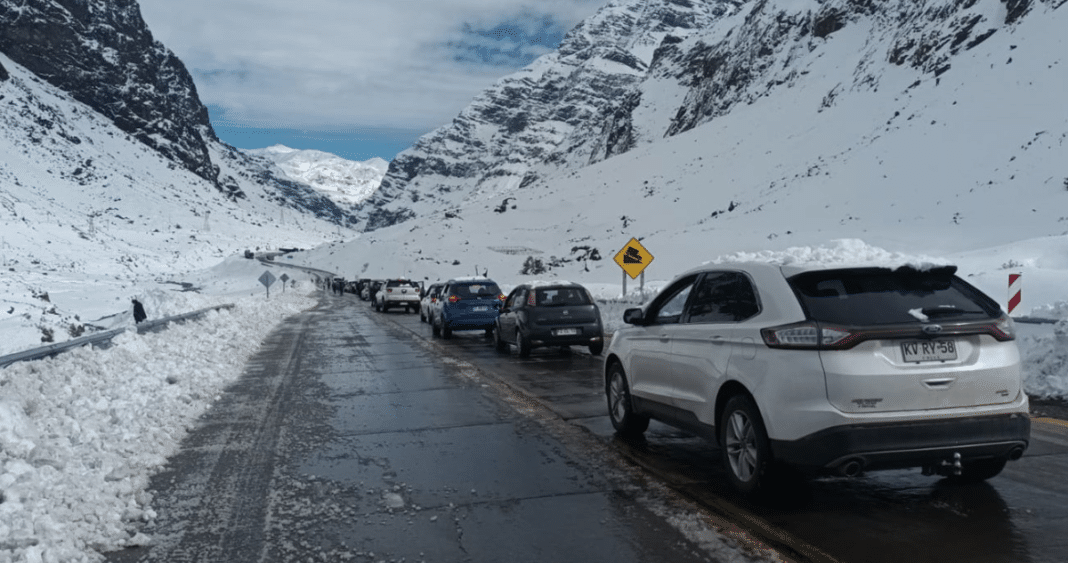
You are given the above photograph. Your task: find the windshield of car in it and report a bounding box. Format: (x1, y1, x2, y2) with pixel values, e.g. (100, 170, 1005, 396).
(533, 287, 590, 307)
(451, 283, 501, 299)
(788, 267, 1001, 325)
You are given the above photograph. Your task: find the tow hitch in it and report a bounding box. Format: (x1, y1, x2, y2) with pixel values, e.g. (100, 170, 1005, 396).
(922, 452, 962, 477)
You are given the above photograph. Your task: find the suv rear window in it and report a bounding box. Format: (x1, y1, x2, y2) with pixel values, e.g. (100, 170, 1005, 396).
(788, 266, 1001, 325)
(534, 287, 590, 306)
(387, 280, 420, 289)
(450, 283, 502, 299)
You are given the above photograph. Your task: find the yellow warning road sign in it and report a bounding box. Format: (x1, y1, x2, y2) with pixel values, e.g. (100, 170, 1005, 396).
(614, 237, 654, 279)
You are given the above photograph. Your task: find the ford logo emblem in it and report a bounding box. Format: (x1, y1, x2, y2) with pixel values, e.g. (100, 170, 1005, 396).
(922, 324, 943, 335)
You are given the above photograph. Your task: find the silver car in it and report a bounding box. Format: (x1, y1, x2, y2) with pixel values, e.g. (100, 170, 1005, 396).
(604, 261, 1029, 494)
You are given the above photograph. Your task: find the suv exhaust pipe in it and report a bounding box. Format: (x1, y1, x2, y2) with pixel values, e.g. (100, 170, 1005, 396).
(836, 458, 864, 477)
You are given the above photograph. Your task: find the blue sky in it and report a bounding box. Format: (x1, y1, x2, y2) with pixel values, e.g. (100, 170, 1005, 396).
(138, 1, 601, 162)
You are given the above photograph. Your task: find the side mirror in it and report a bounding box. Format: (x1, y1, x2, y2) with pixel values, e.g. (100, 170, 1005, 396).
(623, 308, 645, 325)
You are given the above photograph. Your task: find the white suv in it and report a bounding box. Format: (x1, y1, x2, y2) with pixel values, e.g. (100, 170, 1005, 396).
(375, 279, 423, 313)
(604, 262, 1029, 494)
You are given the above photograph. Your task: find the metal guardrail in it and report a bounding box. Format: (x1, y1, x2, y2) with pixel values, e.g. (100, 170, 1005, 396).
(0, 304, 235, 369)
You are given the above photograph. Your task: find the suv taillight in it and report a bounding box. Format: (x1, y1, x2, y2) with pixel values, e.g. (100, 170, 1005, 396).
(761, 322, 854, 349)
(499, 293, 507, 301)
(986, 314, 1016, 341)
(448, 295, 460, 303)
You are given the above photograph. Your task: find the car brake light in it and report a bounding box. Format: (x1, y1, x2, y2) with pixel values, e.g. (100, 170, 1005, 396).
(761, 322, 853, 349)
(449, 295, 460, 303)
(387, 288, 393, 293)
(986, 314, 1016, 341)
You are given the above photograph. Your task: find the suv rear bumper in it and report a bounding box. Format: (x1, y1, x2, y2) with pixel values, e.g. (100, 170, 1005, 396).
(771, 413, 1030, 473)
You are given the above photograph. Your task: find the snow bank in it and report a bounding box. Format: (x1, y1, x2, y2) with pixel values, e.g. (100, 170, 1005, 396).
(0, 289, 316, 563)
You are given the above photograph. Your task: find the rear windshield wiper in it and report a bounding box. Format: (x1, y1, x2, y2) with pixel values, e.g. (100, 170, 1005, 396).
(920, 306, 983, 317)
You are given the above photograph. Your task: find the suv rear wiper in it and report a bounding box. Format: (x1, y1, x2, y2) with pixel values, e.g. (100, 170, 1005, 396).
(921, 306, 983, 317)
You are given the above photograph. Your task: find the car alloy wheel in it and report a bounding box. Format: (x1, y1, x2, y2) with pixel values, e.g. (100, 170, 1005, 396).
(720, 395, 771, 494)
(606, 363, 648, 437)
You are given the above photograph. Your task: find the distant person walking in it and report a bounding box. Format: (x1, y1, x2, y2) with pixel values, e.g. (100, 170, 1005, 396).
(132, 298, 147, 324)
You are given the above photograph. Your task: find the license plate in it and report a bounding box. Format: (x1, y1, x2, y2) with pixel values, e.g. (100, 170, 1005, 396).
(554, 328, 579, 336)
(472, 306, 489, 312)
(901, 339, 958, 363)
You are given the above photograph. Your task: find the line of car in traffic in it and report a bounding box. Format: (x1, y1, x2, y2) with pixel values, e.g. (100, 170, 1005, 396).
(368, 277, 607, 357)
(348, 261, 1031, 496)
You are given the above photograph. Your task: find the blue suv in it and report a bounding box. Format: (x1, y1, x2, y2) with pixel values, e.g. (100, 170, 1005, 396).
(432, 277, 505, 339)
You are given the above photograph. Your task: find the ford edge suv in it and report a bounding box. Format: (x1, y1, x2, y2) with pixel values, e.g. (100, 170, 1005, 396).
(604, 262, 1029, 494)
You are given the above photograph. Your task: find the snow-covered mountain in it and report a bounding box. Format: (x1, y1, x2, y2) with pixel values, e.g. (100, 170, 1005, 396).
(0, 0, 359, 223)
(245, 145, 388, 206)
(0, 49, 362, 353)
(358, 0, 744, 230)
(331, 0, 1067, 302)
(360, 0, 1067, 238)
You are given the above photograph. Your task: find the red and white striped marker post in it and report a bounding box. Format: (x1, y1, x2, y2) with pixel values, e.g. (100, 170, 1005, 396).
(1007, 273, 1022, 316)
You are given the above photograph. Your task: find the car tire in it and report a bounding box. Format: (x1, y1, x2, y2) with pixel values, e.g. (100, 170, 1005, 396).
(949, 457, 1008, 483)
(606, 363, 649, 437)
(719, 394, 773, 495)
(420, 308, 426, 323)
(442, 322, 452, 339)
(431, 316, 441, 337)
(588, 342, 604, 356)
(494, 326, 509, 352)
(516, 329, 531, 358)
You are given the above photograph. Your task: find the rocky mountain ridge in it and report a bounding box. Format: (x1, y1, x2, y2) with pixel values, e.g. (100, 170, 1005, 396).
(0, 0, 356, 225)
(360, 0, 1065, 233)
(246, 145, 387, 206)
(359, 0, 744, 231)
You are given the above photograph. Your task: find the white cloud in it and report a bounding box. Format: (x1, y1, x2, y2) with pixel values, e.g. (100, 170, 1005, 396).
(138, 0, 603, 130)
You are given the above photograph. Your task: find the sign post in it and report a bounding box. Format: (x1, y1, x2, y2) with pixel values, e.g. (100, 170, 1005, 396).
(280, 273, 290, 293)
(613, 237, 654, 299)
(259, 270, 277, 299)
(1008, 273, 1022, 316)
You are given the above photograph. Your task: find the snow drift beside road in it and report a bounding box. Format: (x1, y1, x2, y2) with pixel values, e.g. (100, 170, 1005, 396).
(0, 287, 316, 563)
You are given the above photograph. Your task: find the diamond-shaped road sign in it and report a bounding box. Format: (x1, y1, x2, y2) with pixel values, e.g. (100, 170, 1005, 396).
(259, 271, 277, 288)
(614, 237, 654, 279)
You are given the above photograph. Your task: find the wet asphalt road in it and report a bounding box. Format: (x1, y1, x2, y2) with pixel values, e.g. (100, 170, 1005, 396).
(404, 303, 1068, 563)
(105, 294, 765, 563)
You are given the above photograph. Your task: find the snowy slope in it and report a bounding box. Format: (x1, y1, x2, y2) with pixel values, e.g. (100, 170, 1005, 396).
(0, 53, 356, 355)
(245, 145, 387, 206)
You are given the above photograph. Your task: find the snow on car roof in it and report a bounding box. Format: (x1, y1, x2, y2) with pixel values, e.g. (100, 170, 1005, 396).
(449, 276, 498, 282)
(701, 239, 954, 274)
(520, 280, 581, 288)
